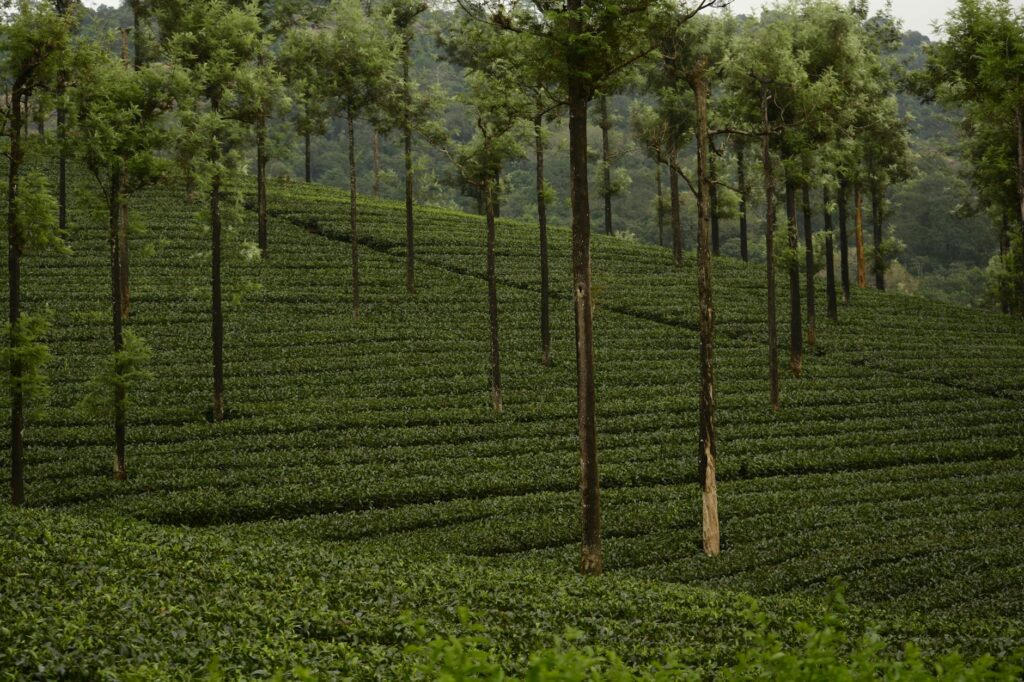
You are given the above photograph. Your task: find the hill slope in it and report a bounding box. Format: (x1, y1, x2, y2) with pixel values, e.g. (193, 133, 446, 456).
(2, 174, 1023, 675)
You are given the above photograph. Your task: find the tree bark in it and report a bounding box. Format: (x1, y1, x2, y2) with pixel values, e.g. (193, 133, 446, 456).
(211, 162, 225, 423)
(257, 114, 269, 257)
(761, 87, 779, 412)
(694, 71, 719, 557)
(871, 184, 884, 291)
(1016, 106, 1024, 246)
(738, 142, 748, 262)
(568, 6, 601, 574)
(535, 112, 551, 366)
(57, 101, 67, 236)
(710, 154, 720, 256)
(837, 179, 850, 303)
(119, 199, 130, 318)
(348, 112, 360, 320)
(110, 179, 127, 481)
(304, 131, 312, 183)
(1001, 210, 1011, 314)
(785, 179, 802, 377)
(670, 148, 682, 267)
(656, 162, 664, 248)
(7, 90, 25, 506)
(802, 183, 815, 347)
(855, 185, 867, 288)
(825, 233, 837, 322)
(372, 130, 381, 198)
(403, 38, 415, 294)
(600, 95, 613, 236)
(485, 173, 502, 412)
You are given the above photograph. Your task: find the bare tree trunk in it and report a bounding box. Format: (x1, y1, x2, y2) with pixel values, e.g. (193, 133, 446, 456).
(801, 183, 815, 347)
(670, 149, 682, 268)
(738, 142, 748, 262)
(348, 112, 360, 320)
(7, 90, 25, 506)
(838, 179, 850, 303)
(372, 130, 381, 198)
(785, 179, 802, 377)
(211, 152, 225, 423)
(535, 112, 551, 366)
(403, 39, 415, 294)
(304, 131, 312, 183)
(57, 103, 67, 235)
(119, 199, 130, 318)
(855, 185, 867, 289)
(110, 181, 127, 481)
(656, 162, 664, 248)
(485, 174, 502, 412)
(761, 87, 779, 412)
(568, 10, 601, 574)
(694, 71, 719, 556)
(1016, 106, 1024, 247)
(871, 184, 885, 291)
(826, 233, 837, 322)
(600, 95, 613, 236)
(710, 154, 720, 256)
(257, 114, 269, 257)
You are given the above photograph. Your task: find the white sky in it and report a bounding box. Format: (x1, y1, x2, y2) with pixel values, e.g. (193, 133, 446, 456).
(80, 0, 1020, 39)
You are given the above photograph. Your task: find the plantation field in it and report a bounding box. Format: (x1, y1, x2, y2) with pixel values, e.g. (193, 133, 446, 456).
(2, 171, 1024, 677)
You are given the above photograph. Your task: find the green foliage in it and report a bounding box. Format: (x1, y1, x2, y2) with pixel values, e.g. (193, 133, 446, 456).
(0, 312, 53, 413)
(77, 330, 153, 421)
(13, 171, 68, 254)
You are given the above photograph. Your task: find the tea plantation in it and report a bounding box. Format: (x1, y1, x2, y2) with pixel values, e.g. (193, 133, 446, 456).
(2, 174, 1023, 679)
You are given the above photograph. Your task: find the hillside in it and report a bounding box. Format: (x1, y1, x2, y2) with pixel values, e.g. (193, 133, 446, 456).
(2, 173, 1024, 677)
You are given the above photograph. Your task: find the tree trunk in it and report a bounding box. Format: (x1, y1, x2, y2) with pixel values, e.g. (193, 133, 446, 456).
(761, 88, 779, 412)
(535, 112, 551, 366)
(838, 180, 851, 303)
(304, 131, 311, 183)
(802, 183, 815, 347)
(1001, 211, 1011, 314)
(785, 179, 802, 377)
(211, 164, 225, 423)
(7, 90, 25, 506)
(372, 130, 381, 198)
(485, 174, 502, 412)
(871, 185, 884, 291)
(110, 181, 127, 481)
(348, 112, 360, 320)
(568, 9, 601, 575)
(1016, 106, 1024, 247)
(710, 154, 720, 256)
(57, 101, 67, 236)
(694, 71, 719, 557)
(600, 95, 613, 236)
(119, 200, 130, 319)
(825, 233, 837, 322)
(403, 39, 415, 294)
(855, 186, 867, 288)
(738, 142, 748, 262)
(257, 114, 269, 258)
(656, 162, 664, 248)
(670, 149, 682, 267)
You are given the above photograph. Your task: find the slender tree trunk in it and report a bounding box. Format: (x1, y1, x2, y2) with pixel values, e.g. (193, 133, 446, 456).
(304, 131, 312, 183)
(348, 112, 360, 320)
(57, 101, 67, 236)
(257, 114, 269, 257)
(7, 90, 25, 506)
(855, 185, 867, 288)
(119, 199, 130, 319)
(372, 129, 380, 196)
(710, 154, 720, 256)
(656, 162, 664, 248)
(568, 14, 601, 575)
(22, 94, 29, 137)
(871, 185, 884, 291)
(738, 142, 748, 262)
(761, 87, 779, 412)
(694, 72, 719, 557)
(211, 152, 225, 423)
(785, 179, 802, 377)
(825, 233, 837, 322)
(1001, 211, 1011, 314)
(485, 174, 502, 412)
(492, 168, 501, 218)
(600, 95, 613, 236)
(535, 112, 551, 366)
(1016, 106, 1024, 246)
(838, 179, 850, 302)
(802, 183, 815, 347)
(403, 38, 415, 294)
(670, 149, 682, 267)
(110, 181, 127, 481)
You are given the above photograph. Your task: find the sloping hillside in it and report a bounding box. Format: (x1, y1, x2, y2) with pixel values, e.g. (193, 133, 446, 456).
(2, 174, 1023, 676)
